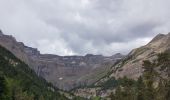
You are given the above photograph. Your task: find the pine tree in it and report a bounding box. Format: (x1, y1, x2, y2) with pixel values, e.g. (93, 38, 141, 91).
(114, 86, 122, 100)
(136, 76, 145, 100)
(156, 79, 166, 100)
(158, 53, 170, 78)
(142, 60, 156, 100)
(0, 75, 6, 99)
(157, 53, 170, 100)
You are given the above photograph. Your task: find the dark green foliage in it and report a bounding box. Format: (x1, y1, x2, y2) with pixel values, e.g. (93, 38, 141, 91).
(0, 74, 9, 100)
(114, 86, 122, 100)
(99, 76, 136, 91)
(99, 77, 118, 90)
(156, 79, 166, 100)
(0, 75, 5, 96)
(107, 77, 137, 100)
(109, 52, 170, 100)
(0, 45, 67, 100)
(118, 77, 136, 87)
(142, 60, 157, 100)
(157, 52, 170, 100)
(165, 81, 170, 100)
(158, 52, 170, 77)
(136, 77, 145, 100)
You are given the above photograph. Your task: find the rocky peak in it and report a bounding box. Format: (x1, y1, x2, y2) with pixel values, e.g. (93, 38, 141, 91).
(149, 33, 170, 45)
(111, 32, 170, 80)
(149, 33, 166, 44)
(146, 33, 170, 52)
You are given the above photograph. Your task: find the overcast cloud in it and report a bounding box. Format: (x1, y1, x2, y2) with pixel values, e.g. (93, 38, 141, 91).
(0, 0, 170, 56)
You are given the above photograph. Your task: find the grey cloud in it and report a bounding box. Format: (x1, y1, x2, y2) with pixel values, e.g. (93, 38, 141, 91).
(0, 0, 170, 56)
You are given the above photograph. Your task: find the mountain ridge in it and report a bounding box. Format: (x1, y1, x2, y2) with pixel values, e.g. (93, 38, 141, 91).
(0, 30, 124, 90)
(71, 32, 170, 98)
(1, 29, 170, 99)
(0, 44, 67, 100)
(111, 32, 170, 79)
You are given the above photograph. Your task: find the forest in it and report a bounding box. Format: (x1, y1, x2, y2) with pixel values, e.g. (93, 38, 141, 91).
(0, 45, 67, 100)
(109, 52, 170, 100)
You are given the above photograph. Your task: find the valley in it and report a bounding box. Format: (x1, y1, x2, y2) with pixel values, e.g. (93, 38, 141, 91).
(0, 30, 170, 100)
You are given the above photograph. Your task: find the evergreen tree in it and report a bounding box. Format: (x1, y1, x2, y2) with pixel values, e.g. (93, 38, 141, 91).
(142, 60, 156, 100)
(157, 53, 170, 100)
(156, 79, 166, 100)
(136, 76, 145, 100)
(0, 75, 8, 99)
(114, 86, 122, 100)
(158, 53, 170, 78)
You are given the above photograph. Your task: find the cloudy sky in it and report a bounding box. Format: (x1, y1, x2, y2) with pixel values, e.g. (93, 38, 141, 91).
(0, 0, 170, 56)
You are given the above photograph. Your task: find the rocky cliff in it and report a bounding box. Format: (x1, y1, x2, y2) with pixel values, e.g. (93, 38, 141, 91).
(111, 32, 170, 79)
(0, 30, 124, 90)
(72, 32, 170, 98)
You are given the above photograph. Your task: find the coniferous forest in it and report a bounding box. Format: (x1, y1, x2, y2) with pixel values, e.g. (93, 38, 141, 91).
(0, 45, 67, 100)
(109, 52, 170, 100)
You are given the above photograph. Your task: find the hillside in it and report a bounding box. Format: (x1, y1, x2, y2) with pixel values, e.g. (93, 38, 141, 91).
(111, 33, 170, 79)
(0, 45, 67, 100)
(72, 33, 170, 99)
(0, 30, 124, 90)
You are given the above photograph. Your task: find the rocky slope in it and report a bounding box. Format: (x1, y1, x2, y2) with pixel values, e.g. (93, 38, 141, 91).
(111, 33, 170, 79)
(0, 30, 124, 90)
(72, 32, 170, 98)
(0, 43, 67, 100)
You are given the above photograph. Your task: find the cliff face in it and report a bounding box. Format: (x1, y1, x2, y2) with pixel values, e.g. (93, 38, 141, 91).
(0, 42, 67, 100)
(111, 33, 170, 79)
(71, 33, 170, 98)
(0, 31, 123, 90)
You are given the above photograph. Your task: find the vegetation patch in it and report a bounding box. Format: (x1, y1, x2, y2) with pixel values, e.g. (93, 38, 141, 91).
(0, 45, 67, 100)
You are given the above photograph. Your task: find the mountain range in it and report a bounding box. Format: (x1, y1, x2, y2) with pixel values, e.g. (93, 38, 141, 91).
(0, 30, 124, 90)
(0, 30, 170, 99)
(73, 32, 170, 98)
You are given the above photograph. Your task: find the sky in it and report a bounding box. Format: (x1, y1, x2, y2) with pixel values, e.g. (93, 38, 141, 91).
(0, 0, 170, 56)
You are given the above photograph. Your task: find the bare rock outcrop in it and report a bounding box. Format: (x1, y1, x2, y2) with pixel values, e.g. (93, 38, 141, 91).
(111, 33, 170, 79)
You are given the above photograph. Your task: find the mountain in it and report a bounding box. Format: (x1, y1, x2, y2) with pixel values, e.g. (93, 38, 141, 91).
(0, 44, 67, 99)
(0, 30, 124, 90)
(111, 33, 170, 79)
(71, 32, 170, 98)
(1, 29, 170, 99)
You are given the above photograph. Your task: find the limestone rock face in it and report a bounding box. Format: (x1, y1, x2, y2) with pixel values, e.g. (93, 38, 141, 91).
(0, 31, 123, 90)
(111, 33, 170, 79)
